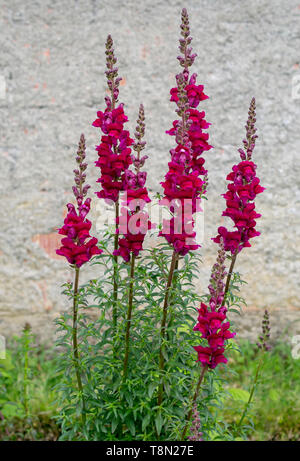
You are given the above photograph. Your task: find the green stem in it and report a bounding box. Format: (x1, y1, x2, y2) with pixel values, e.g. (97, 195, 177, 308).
(113, 199, 119, 334)
(166, 257, 179, 342)
(236, 353, 265, 431)
(122, 254, 136, 381)
(157, 250, 178, 407)
(181, 365, 207, 440)
(224, 250, 238, 303)
(72, 266, 86, 425)
(23, 330, 29, 418)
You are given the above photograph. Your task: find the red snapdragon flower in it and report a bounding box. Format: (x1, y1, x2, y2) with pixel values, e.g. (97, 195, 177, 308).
(193, 241, 236, 369)
(93, 36, 134, 204)
(159, 10, 212, 255)
(114, 105, 153, 262)
(57, 235, 101, 267)
(115, 207, 152, 262)
(160, 216, 199, 255)
(170, 76, 209, 107)
(212, 98, 265, 253)
(56, 134, 102, 267)
(193, 345, 228, 369)
(93, 104, 133, 203)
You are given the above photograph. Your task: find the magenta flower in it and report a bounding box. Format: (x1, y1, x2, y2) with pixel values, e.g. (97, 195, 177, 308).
(56, 134, 102, 267)
(160, 216, 199, 256)
(170, 78, 208, 107)
(193, 240, 236, 369)
(114, 105, 153, 262)
(193, 345, 228, 369)
(93, 35, 133, 203)
(212, 98, 265, 253)
(159, 8, 212, 255)
(57, 236, 100, 267)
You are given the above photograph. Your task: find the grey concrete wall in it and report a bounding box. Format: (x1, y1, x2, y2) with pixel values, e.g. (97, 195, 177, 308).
(0, 0, 299, 343)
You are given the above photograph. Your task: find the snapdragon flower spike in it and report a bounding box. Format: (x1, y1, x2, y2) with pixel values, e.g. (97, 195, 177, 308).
(159, 8, 212, 256)
(114, 105, 153, 262)
(256, 309, 271, 351)
(92, 35, 133, 203)
(213, 98, 265, 254)
(56, 134, 102, 267)
(187, 405, 203, 442)
(193, 240, 236, 369)
(207, 241, 227, 311)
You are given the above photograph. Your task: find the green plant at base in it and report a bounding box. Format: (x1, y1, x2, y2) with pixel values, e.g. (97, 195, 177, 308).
(0, 328, 60, 441)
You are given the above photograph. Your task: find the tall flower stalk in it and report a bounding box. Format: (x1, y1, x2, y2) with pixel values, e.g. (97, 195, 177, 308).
(236, 310, 271, 432)
(182, 239, 235, 439)
(157, 249, 179, 406)
(182, 98, 264, 440)
(92, 35, 134, 334)
(56, 134, 102, 423)
(187, 404, 204, 441)
(213, 98, 265, 302)
(72, 266, 85, 422)
(122, 253, 136, 381)
(114, 104, 152, 379)
(22, 323, 32, 419)
(157, 7, 211, 407)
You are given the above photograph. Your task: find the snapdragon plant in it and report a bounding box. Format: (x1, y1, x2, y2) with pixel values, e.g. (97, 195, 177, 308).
(54, 8, 265, 442)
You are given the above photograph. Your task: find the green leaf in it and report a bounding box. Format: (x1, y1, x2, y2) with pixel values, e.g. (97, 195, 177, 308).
(1, 402, 22, 418)
(0, 351, 14, 371)
(126, 418, 136, 436)
(148, 382, 157, 398)
(111, 418, 118, 434)
(269, 389, 280, 402)
(142, 412, 151, 432)
(228, 387, 250, 403)
(177, 324, 190, 334)
(155, 411, 163, 436)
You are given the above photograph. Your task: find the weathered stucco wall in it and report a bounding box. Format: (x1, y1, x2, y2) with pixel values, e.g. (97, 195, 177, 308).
(0, 0, 299, 343)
